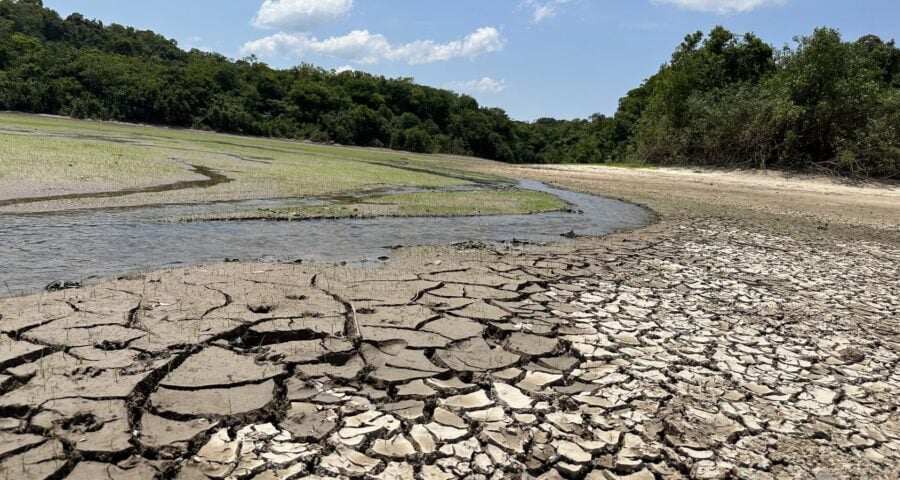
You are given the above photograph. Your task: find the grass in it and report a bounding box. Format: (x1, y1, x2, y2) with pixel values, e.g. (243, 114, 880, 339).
(373, 189, 566, 216)
(0, 114, 502, 178)
(0, 113, 489, 205)
(0, 113, 564, 219)
(0, 133, 184, 183)
(180, 189, 567, 221)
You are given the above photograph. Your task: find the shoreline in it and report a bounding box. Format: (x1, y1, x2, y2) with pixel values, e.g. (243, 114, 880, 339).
(0, 177, 650, 298)
(0, 164, 897, 478)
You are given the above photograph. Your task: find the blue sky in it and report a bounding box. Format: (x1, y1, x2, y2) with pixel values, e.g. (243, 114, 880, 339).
(43, 1, 899, 120)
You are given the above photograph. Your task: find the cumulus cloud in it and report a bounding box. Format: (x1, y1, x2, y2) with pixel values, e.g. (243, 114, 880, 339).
(447, 77, 507, 94)
(253, 0, 353, 31)
(523, 0, 574, 23)
(241, 27, 505, 65)
(182, 36, 214, 53)
(652, 0, 786, 14)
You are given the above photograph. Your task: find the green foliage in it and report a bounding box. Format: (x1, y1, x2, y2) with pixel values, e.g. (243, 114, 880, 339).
(0, 0, 531, 161)
(622, 26, 899, 178)
(0, 0, 897, 178)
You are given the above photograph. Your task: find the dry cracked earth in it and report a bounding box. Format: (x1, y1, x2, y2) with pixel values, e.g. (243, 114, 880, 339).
(0, 215, 898, 480)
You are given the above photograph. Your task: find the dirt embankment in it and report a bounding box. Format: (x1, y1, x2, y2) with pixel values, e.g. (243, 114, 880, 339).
(499, 165, 900, 236)
(0, 166, 896, 479)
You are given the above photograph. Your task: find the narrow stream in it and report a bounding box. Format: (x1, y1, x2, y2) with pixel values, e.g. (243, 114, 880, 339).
(0, 180, 650, 297)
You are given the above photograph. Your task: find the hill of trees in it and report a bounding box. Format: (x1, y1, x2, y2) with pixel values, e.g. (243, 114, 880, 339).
(1, 0, 897, 178)
(616, 27, 899, 178)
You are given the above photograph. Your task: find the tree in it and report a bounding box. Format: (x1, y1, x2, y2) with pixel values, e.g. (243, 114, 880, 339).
(0, 1, 896, 177)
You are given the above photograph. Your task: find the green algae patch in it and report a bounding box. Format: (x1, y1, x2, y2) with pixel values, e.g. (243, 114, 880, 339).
(180, 189, 567, 222)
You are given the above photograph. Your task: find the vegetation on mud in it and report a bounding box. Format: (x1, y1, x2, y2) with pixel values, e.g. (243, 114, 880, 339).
(0, 114, 565, 218)
(181, 189, 568, 222)
(0, 1, 897, 177)
(0, 113, 480, 202)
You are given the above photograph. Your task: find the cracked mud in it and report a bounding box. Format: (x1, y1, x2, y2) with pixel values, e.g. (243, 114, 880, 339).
(0, 212, 897, 480)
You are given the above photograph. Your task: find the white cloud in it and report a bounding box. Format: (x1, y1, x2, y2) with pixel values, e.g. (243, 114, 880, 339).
(241, 32, 306, 57)
(523, 0, 574, 23)
(447, 77, 507, 94)
(182, 36, 214, 53)
(652, 0, 786, 14)
(241, 27, 504, 65)
(253, 0, 353, 31)
(335, 65, 355, 73)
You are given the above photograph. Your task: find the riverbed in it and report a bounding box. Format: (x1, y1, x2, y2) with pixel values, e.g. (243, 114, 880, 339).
(0, 179, 650, 296)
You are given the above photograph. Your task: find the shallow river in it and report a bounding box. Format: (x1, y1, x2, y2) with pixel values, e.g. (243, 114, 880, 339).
(0, 180, 650, 296)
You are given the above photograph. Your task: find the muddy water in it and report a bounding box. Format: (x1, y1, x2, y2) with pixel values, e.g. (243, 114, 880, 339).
(0, 180, 650, 296)
(0, 165, 231, 207)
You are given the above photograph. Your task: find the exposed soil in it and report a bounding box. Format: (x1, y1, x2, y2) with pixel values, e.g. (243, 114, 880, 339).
(499, 165, 900, 236)
(0, 166, 897, 479)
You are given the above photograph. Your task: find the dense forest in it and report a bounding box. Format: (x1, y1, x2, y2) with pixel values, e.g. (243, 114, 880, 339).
(1, 0, 898, 178)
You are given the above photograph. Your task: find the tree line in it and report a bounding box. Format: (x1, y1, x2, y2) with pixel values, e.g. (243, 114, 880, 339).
(1, 0, 897, 178)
